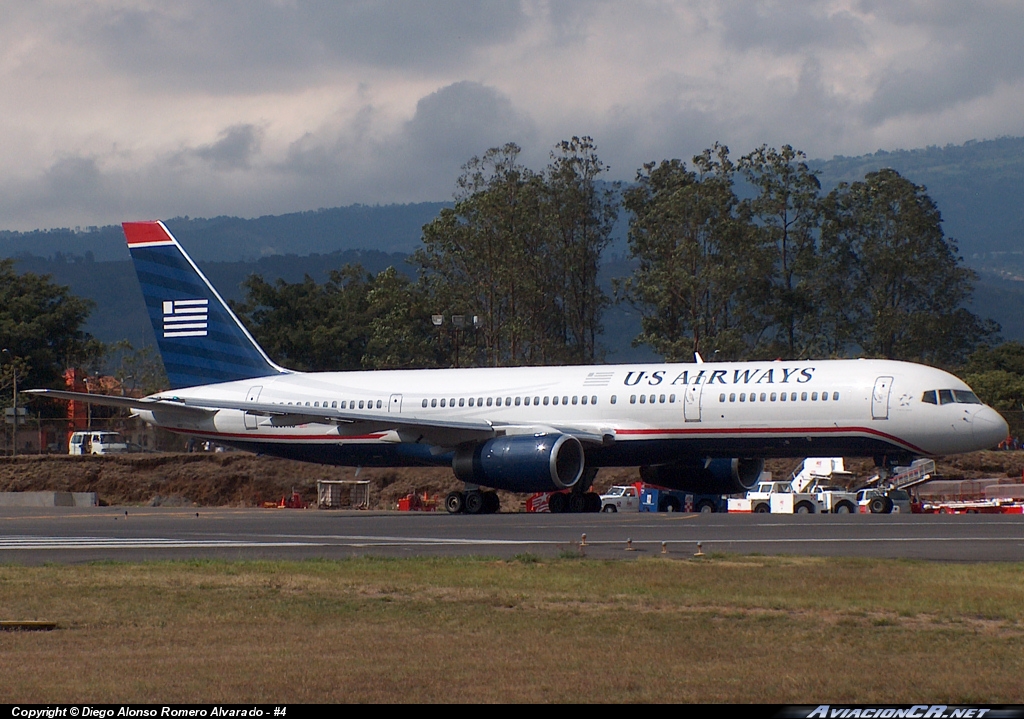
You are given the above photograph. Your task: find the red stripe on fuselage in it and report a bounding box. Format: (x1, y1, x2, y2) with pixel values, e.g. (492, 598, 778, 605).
(615, 425, 925, 454)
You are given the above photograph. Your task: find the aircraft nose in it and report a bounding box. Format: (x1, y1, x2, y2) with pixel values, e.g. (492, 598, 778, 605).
(972, 406, 1009, 449)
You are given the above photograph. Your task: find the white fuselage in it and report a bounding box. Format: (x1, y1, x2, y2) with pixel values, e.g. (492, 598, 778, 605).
(137, 358, 1007, 465)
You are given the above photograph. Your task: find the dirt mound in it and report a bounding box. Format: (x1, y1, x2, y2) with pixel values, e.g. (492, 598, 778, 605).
(0, 451, 1020, 509)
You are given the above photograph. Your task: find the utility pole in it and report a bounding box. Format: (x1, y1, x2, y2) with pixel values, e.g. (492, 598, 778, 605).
(2, 349, 16, 457)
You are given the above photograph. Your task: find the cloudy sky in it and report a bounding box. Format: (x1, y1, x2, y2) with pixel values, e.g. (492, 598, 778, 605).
(3, 0, 1023, 231)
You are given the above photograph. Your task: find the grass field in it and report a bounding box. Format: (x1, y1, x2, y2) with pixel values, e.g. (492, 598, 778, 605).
(1, 555, 1023, 703)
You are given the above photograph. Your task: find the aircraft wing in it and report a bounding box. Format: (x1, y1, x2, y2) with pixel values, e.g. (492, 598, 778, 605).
(26, 390, 612, 448)
(23, 389, 215, 419)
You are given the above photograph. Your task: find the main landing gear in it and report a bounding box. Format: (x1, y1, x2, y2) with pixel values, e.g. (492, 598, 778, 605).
(445, 489, 501, 515)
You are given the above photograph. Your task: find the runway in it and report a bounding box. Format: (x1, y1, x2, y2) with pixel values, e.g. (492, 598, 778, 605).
(1, 507, 1023, 563)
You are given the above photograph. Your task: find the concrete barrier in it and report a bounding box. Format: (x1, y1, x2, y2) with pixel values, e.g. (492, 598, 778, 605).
(0, 492, 98, 507)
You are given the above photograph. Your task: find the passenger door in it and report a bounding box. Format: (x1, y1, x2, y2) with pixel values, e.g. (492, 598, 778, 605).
(871, 376, 892, 420)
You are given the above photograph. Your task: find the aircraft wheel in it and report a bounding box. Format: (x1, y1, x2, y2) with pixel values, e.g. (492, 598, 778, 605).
(483, 491, 500, 514)
(464, 491, 485, 514)
(445, 491, 465, 514)
(548, 492, 567, 514)
(568, 492, 587, 513)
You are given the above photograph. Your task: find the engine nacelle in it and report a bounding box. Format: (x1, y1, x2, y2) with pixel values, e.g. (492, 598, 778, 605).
(453, 433, 585, 493)
(640, 458, 764, 494)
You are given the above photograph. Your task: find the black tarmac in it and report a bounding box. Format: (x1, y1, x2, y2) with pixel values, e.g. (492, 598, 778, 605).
(1, 506, 1022, 564)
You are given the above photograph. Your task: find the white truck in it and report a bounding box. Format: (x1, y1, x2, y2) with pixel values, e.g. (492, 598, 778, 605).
(69, 431, 129, 455)
(600, 484, 642, 512)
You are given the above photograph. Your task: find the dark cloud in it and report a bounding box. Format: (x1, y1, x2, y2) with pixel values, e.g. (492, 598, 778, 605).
(195, 124, 263, 171)
(718, 0, 866, 54)
(82, 1, 527, 92)
(858, 1, 1024, 124)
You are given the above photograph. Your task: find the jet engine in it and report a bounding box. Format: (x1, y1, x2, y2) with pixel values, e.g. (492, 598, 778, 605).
(453, 433, 585, 493)
(640, 457, 764, 494)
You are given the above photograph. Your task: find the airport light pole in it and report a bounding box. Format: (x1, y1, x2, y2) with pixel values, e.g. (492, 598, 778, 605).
(2, 349, 16, 457)
(431, 314, 481, 368)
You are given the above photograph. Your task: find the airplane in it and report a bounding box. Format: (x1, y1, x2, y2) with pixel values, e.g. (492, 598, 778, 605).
(27, 220, 1009, 514)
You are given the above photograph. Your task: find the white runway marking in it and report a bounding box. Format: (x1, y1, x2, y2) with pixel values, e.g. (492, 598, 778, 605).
(0, 534, 1021, 552)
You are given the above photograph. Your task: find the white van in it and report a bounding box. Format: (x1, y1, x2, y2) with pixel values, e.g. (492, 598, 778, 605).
(69, 431, 129, 455)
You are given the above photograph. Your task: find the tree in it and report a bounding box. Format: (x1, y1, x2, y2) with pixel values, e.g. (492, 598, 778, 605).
(739, 145, 824, 358)
(618, 144, 767, 361)
(362, 267, 444, 370)
(0, 258, 102, 398)
(819, 169, 996, 365)
(541, 136, 618, 363)
(415, 140, 617, 366)
(232, 265, 376, 371)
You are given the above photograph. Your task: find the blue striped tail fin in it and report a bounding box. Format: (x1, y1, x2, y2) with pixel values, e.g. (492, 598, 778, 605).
(123, 221, 285, 389)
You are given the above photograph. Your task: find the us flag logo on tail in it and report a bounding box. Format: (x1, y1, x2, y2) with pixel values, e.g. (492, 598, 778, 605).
(162, 299, 209, 338)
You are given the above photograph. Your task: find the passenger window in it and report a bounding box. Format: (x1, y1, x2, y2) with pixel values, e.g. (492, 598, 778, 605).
(487, 398, 493, 407)
(770, 392, 777, 401)
(534, 397, 540, 405)
(760, 393, 766, 402)
(833, 392, 839, 400)
(563, 396, 569, 405)
(515, 397, 521, 406)
(791, 393, 797, 401)
(332, 401, 337, 408)
(359, 400, 365, 409)
(801, 392, 808, 401)
(719, 393, 726, 402)
(422, 399, 428, 408)
(739, 393, 745, 402)
(630, 395, 636, 404)
(669, 394, 675, 403)
(729, 393, 736, 402)
(581, 396, 587, 405)
(440, 398, 446, 407)
(639, 395, 645, 404)
(431, 399, 437, 408)
(469, 398, 475, 407)
(459, 398, 465, 407)
(811, 392, 818, 401)
(610, 395, 616, 404)
(592, 396, 598, 405)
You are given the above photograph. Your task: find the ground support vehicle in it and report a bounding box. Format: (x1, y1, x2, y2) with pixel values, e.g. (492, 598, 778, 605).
(640, 487, 728, 513)
(857, 488, 913, 514)
(729, 480, 821, 514)
(599, 483, 642, 512)
(396, 492, 438, 511)
(919, 499, 1024, 514)
(68, 431, 128, 455)
(729, 459, 858, 514)
(526, 489, 601, 513)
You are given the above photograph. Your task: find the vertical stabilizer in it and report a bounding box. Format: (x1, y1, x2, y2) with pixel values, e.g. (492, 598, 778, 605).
(123, 221, 285, 389)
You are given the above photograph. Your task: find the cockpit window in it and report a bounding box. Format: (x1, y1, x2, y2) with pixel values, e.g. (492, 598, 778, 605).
(924, 389, 982, 405)
(953, 390, 982, 404)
